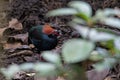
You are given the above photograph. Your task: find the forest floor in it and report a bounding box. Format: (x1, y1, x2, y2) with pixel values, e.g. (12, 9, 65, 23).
(0, 0, 120, 80)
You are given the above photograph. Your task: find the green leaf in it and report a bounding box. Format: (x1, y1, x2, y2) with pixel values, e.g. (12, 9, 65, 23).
(114, 53, 120, 58)
(1, 64, 20, 79)
(93, 9, 120, 22)
(89, 51, 104, 61)
(103, 17, 120, 28)
(93, 10, 106, 22)
(96, 47, 110, 57)
(103, 8, 120, 16)
(46, 8, 77, 17)
(72, 25, 89, 39)
(73, 25, 116, 42)
(95, 27, 118, 35)
(93, 58, 116, 71)
(76, 13, 90, 21)
(72, 17, 86, 24)
(89, 30, 116, 42)
(89, 48, 110, 61)
(114, 37, 120, 50)
(34, 62, 56, 76)
(62, 39, 95, 63)
(20, 63, 34, 70)
(100, 40, 114, 49)
(42, 51, 61, 65)
(68, 1, 92, 17)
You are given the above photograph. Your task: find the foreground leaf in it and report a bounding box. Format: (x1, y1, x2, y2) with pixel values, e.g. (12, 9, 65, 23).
(89, 51, 104, 61)
(42, 51, 61, 65)
(103, 8, 120, 16)
(114, 37, 120, 50)
(62, 39, 95, 63)
(68, 1, 92, 17)
(46, 8, 77, 17)
(1, 64, 20, 79)
(73, 25, 116, 42)
(20, 63, 34, 70)
(34, 62, 56, 76)
(103, 17, 120, 29)
(93, 58, 116, 71)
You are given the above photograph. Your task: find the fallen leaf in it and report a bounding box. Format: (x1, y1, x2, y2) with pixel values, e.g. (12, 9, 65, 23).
(56, 77, 65, 80)
(104, 76, 114, 80)
(3, 42, 22, 50)
(9, 18, 23, 30)
(23, 56, 36, 62)
(9, 33, 28, 44)
(17, 45, 31, 50)
(29, 44, 35, 48)
(0, 12, 6, 20)
(86, 69, 109, 80)
(9, 0, 13, 3)
(7, 50, 33, 58)
(4, 44, 32, 53)
(0, 27, 7, 39)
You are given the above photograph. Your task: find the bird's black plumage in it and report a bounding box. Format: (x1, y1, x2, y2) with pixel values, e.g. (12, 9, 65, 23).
(28, 25, 58, 52)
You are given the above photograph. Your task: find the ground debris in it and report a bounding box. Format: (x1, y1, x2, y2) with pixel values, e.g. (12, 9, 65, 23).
(12, 71, 35, 80)
(8, 33, 28, 44)
(3, 42, 22, 50)
(86, 69, 109, 80)
(8, 18, 23, 30)
(12, 71, 26, 80)
(0, 27, 7, 39)
(7, 50, 33, 58)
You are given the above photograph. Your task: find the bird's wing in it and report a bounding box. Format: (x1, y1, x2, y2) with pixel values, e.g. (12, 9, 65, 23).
(29, 26, 43, 40)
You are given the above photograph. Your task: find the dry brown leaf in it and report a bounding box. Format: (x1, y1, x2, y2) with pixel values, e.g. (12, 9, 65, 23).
(0, 12, 6, 20)
(9, 0, 14, 3)
(7, 50, 33, 58)
(0, 27, 7, 39)
(9, 33, 28, 43)
(29, 44, 35, 48)
(56, 77, 65, 80)
(3, 42, 22, 50)
(9, 18, 23, 30)
(104, 76, 114, 80)
(86, 69, 109, 80)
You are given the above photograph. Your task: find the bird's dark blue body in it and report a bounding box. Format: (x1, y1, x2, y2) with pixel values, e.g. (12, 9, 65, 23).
(28, 25, 58, 52)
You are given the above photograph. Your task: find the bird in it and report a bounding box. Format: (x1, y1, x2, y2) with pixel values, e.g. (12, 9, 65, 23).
(28, 24, 59, 52)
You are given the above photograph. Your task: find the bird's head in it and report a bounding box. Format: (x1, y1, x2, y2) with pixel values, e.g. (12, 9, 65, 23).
(42, 24, 60, 36)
